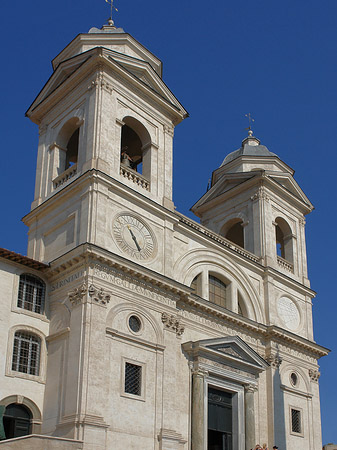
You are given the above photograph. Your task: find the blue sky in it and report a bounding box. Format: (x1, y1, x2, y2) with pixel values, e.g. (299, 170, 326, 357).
(1, 0, 336, 444)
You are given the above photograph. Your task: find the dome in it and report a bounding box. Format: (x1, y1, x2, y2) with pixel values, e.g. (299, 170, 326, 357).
(220, 132, 277, 167)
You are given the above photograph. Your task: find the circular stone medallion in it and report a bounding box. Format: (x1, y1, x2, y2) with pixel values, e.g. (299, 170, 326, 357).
(277, 296, 300, 331)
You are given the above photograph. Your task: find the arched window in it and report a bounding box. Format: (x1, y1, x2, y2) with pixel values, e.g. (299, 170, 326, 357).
(221, 219, 244, 248)
(275, 217, 293, 263)
(190, 274, 200, 295)
(2, 404, 32, 439)
(55, 117, 81, 175)
(65, 128, 79, 170)
(209, 275, 226, 307)
(121, 125, 143, 173)
(120, 117, 152, 179)
(12, 332, 41, 376)
(191, 274, 227, 307)
(17, 274, 45, 314)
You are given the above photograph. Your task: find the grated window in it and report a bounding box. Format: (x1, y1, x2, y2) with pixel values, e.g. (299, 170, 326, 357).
(125, 362, 142, 396)
(291, 408, 301, 433)
(18, 274, 45, 314)
(12, 332, 41, 375)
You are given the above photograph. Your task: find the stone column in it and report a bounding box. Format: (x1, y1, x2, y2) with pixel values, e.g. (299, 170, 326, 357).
(244, 384, 258, 450)
(191, 369, 207, 450)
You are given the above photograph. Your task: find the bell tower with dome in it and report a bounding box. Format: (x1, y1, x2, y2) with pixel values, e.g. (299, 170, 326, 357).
(192, 129, 313, 287)
(0, 15, 328, 450)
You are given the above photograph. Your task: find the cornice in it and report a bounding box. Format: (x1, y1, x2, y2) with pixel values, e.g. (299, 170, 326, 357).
(43, 242, 329, 360)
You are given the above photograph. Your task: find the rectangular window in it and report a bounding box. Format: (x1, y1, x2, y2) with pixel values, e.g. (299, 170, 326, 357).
(291, 408, 302, 434)
(124, 362, 142, 396)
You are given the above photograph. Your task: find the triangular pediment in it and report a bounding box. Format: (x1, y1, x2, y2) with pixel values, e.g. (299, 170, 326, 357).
(191, 172, 257, 213)
(27, 47, 187, 121)
(191, 170, 313, 215)
(267, 173, 312, 206)
(183, 336, 269, 376)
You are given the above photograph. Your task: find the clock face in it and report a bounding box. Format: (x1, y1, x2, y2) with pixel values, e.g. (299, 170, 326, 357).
(277, 296, 300, 331)
(112, 213, 156, 260)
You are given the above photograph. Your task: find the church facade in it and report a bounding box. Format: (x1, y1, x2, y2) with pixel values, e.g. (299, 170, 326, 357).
(0, 20, 328, 450)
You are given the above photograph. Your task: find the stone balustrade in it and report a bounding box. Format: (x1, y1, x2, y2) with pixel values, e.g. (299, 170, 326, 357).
(277, 255, 294, 272)
(53, 164, 78, 189)
(120, 164, 150, 191)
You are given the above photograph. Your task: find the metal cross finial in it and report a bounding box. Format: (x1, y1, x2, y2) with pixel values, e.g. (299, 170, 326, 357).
(105, 0, 119, 19)
(245, 113, 255, 131)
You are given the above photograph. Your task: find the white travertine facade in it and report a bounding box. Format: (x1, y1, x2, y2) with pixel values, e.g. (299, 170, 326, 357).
(0, 20, 328, 450)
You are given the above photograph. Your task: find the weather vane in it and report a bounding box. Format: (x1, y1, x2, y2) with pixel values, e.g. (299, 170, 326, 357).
(105, 0, 119, 19)
(245, 113, 255, 131)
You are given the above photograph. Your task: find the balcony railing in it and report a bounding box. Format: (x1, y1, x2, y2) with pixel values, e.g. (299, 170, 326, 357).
(120, 164, 150, 191)
(53, 164, 77, 189)
(277, 255, 294, 273)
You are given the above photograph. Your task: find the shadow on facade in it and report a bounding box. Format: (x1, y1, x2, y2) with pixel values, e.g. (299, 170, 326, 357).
(273, 354, 287, 449)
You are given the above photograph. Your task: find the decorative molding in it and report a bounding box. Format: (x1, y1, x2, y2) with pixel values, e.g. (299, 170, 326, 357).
(68, 283, 111, 307)
(163, 125, 174, 137)
(299, 217, 306, 226)
(88, 284, 111, 306)
(250, 187, 270, 202)
(88, 72, 113, 94)
(158, 428, 187, 446)
(244, 383, 258, 393)
(309, 368, 320, 382)
(68, 283, 88, 306)
(161, 312, 185, 336)
(266, 353, 282, 369)
(189, 362, 209, 378)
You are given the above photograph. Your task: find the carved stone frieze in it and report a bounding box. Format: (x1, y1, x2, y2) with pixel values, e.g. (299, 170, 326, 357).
(161, 312, 185, 336)
(309, 368, 320, 382)
(68, 283, 88, 307)
(93, 263, 176, 307)
(88, 284, 111, 306)
(266, 353, 282, 369)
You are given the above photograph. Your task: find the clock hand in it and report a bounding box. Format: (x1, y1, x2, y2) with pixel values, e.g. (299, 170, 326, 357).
(127, 226, 141, 251)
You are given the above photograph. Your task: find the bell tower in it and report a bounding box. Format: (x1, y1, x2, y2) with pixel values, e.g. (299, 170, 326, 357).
(24, 20, 187, 263)
(191, 130, 313, 286)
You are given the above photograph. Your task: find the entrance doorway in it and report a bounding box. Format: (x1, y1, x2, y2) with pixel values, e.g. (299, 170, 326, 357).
(208, 387, 233, 450)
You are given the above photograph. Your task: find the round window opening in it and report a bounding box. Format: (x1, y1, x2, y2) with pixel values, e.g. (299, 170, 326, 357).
(129, 315, 142, 333)
(290, 372, 298, 386)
